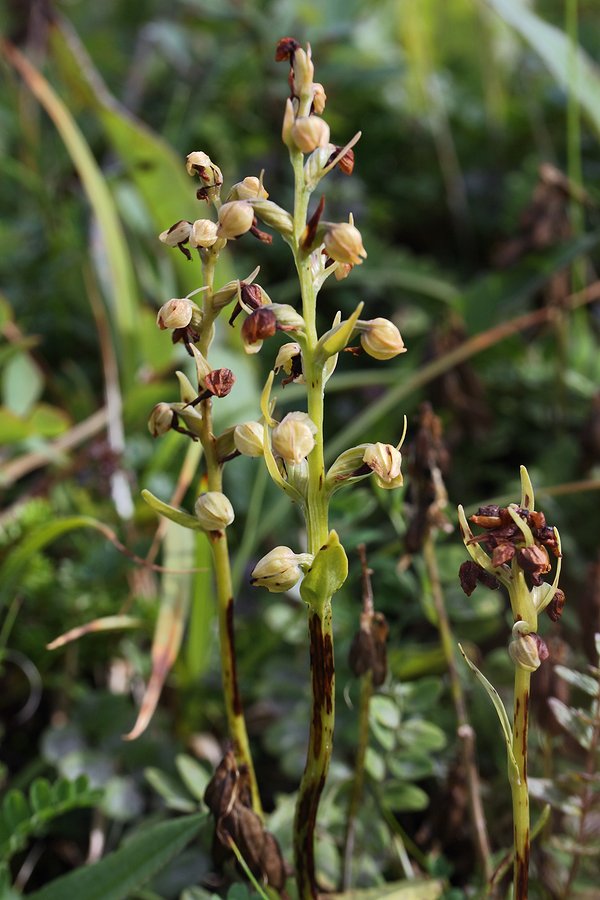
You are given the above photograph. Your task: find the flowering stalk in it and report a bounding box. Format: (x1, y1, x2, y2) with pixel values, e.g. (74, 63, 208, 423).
(148, 156, 263, 815)
(458, 466, 564, 899)
(241, 40, 406, 898)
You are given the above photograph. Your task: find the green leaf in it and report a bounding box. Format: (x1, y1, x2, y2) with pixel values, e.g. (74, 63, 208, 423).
(27, 813, 206, 900)
(364, 747, 386, 781)
(2, 352, 43, 416)
(49, 20, 233, 297)
(370, 695, 400, 730)
(300, 530, 348, 611)
(29, 778, 53, 813)
(399, 719, 447, 753)
(0, 407, 32, 444)
(2, 790, 29, 831)
(4, 43, 140, 387)
(145, 768, 196, 813)
(381, 781, 430, 812)
(486, 0, 600, 138)
(548, 698, 593, 750)
(554, 665, 599, 698)
(388, 751, 435, 781)
(0, 515, 114, 610)
(175, 755, 210, 803)
(459, 644, 519, 779)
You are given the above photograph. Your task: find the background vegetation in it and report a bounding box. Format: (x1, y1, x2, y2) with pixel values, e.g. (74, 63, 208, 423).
(1, 0, 599, 897)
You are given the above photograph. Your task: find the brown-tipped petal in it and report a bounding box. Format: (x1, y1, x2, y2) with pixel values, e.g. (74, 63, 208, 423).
(546, 588, 566, 622)
(517, 544, 551, 576)
(301, 195, 325, 251)
(275, 36, 300, 61)
(491, 542, 516, 567)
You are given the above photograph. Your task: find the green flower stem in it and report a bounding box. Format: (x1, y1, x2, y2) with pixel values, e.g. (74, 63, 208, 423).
(198, 250, 262, 816)
(290, 147, 336, 899)
(510, 665, 531, 900)
(508, 565, 537, 900)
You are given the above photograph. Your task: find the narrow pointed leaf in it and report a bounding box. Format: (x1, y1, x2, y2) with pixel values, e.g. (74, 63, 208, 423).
(27, 813, 206, 900)
(458, 644, 519, 780)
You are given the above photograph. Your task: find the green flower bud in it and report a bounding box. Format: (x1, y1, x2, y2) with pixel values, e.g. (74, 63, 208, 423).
(325, 444, 371, 488)
(363, 442, 403, 489)
(233, 422, 265, 457)
(194, 492, 234, 532)
(190, 219, 219, 248)
(249, 200, 294, 238)
(217, 201, 254, 239)
(148, 402, 174, 437)
(358, 317, 406, 360)
(250, 546, 313, 592)
(272, 412, 317, 464)
(291, 116, 331, 153)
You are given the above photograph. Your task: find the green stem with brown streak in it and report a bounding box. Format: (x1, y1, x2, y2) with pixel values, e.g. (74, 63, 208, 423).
(199, 250, 262, 815)
(289, 136, 336, 897)
(507, 564, 537, 900)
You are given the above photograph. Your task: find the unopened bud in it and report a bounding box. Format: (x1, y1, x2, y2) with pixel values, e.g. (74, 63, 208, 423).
(228, 176, 269, 201)
(363, 442, 403, 489)
(234, 422, 265, 457)
(358, 318, 406, 360)
(148, 403, 174, 437)
(194, 492, 234, 532)
(291, 116, 331, 153)
(272, 412, 317, 464)
(250, 545, 313, 592)
(312, 82, 327, 115)
(156, 298, 193, 330)
(159, 220, 192, 247)
(292, 46, 314, 96)
(216, 201, 255, 239)
(323, 222, 367, 266)
(250, 200, 294, 238)
(508, 630, 549, 672)
(190, 219, 219, 248)
(326, 444, 370, 486)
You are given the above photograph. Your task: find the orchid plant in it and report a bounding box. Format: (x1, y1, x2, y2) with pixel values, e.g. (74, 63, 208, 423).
(145, 37, 408, 898)
(458, 466, 564, 899)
